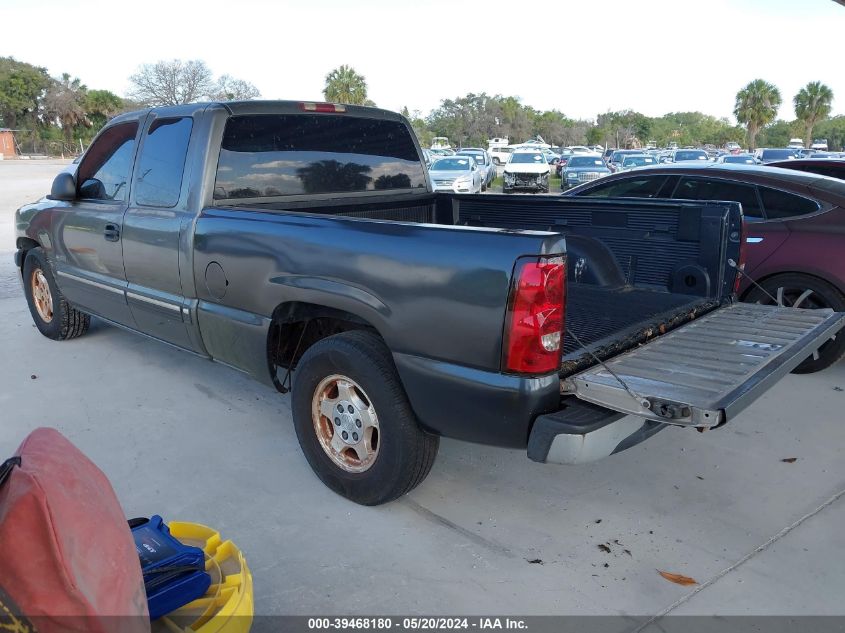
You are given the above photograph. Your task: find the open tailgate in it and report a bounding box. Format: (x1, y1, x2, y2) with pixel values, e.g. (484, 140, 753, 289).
(567, 303, 845, 427)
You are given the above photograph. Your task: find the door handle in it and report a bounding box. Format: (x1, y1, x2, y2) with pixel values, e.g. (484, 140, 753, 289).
(104, 224, 120, 242)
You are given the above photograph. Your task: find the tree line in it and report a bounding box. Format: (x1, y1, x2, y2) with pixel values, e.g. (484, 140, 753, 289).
(0, 57, 840, 155)
(0, 57, 259, 154)
(331, 67, 840, 151)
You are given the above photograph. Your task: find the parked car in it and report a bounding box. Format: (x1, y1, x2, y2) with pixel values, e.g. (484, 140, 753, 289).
(787, 138, 805, 150)
(811, 139, 829, 151)
(666, 149, 709, 163)
(565, 162, 845, 373)
(456, 148, 495, 190)
(725, 142, 742, 154)
(561, 155, 611, 189)
(14, 102, 843, 507)
(768, 158, 845, 181)
(503, 149, 551, 193)
(429, 156, 484, 193)
(422, 148, 434, 168)
(755, 148, 798, 163)
(555, 148, 574, 176)
(714, 153, 757, 165)
(489, 145, 513, 166)
(618, 154, 658, 171)
(543, 149, 561, 167)
(608, 149, 646, 172)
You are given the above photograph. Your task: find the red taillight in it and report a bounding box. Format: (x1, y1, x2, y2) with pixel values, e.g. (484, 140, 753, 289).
(734, 220, 747, 294)
(299, 102, 347, 113)
(503, 256, 566, 374)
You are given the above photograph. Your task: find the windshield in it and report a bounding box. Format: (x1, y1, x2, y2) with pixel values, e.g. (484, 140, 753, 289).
(622, 156, 655, 167)
(762, 149, 797, 159)
(510, 153, 545, 164)
(458, 152, 488, 165)
(568, 156, 605, 167)
(674, 150, 708, 161)
(611, 151, 637, 162)
(431, 157, 473, 171)
(724, 155, 756, 164)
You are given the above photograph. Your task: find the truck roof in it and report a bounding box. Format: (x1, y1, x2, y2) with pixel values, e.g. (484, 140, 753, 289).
(110, 100, 407, 125)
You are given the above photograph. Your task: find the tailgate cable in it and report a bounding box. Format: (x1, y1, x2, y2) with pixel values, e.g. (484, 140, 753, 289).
(728, 259, 779, 304)
(566, 329, 651, 411)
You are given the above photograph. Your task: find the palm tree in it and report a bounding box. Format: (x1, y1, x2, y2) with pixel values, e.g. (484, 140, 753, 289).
(323, 65, 369, 105)
(794, 81, 834, 148)
(44, 74, 89, 145)
(734, 79, 782, 150)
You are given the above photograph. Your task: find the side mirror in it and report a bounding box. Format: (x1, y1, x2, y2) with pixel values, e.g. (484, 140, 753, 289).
(49, 172, 76, 201)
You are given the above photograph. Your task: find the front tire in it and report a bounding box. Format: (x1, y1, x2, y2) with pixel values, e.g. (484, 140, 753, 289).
(744, 273, 845, 373)
(291, 330, 439, 505)
(22, 248, 90, 340)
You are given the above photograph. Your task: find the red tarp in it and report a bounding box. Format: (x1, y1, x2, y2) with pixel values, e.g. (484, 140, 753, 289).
(0, 428, 149, 633)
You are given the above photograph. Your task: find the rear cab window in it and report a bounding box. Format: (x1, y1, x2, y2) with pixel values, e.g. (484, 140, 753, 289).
(214, 114, 427, 202)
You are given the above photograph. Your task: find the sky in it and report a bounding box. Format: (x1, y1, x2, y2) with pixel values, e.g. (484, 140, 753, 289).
(2, 0, 843, 123)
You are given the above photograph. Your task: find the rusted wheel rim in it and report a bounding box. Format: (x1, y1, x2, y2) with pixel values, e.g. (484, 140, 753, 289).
(31, 268, 54, 323)
(312, 374, 379, 473)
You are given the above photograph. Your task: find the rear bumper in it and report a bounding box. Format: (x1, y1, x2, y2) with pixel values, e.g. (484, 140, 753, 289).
(392, 352, 560, 448)
(527, 399, 667, 464)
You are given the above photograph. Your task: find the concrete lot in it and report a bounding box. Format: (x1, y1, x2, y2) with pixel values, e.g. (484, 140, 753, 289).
(1, 160, 844, 618)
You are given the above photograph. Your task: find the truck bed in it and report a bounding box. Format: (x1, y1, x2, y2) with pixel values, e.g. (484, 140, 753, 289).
(229, 193, 743, 377)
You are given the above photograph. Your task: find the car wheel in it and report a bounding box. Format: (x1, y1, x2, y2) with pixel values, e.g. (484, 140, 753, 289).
(22, 247, 90, 341)
(291, 330, 439, 505)
(744, 273, 845, 374)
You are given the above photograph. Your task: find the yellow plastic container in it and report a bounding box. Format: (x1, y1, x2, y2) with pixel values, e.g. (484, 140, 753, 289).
(152, 522, 253, 633)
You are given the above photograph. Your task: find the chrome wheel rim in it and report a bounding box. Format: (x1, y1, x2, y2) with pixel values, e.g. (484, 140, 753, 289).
(31, 268, 54, 323)
(312, 374, 380, 473)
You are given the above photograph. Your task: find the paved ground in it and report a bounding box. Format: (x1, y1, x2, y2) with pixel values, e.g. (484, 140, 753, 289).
(1, 160, 844, 618)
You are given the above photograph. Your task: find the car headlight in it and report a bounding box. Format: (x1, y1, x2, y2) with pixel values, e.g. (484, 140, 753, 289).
(566, 172, 578, 179)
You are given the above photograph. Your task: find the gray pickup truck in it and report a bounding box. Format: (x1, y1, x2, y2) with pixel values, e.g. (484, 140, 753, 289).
(14, 101, 845, 505)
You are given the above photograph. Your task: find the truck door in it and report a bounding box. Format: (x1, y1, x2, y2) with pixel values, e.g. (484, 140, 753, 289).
(121, 109, 199, 350)
(51, 119, 141, 326)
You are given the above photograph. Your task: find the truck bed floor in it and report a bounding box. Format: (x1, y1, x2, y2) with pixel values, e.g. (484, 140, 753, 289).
(563, 285, 713, 368)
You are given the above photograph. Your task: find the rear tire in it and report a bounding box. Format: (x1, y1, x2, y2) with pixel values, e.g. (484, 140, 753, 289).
(291, 330, 439, 505)
(22, 248, 90, 341)
(744, 273, 845, 373)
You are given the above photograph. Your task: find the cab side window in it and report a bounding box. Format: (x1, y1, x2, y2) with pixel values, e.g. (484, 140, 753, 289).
(135, 117, 194, 208)
(76, 122, 139, 202)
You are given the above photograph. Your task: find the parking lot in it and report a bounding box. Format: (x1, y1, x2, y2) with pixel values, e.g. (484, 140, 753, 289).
(2, 160, 845, 618)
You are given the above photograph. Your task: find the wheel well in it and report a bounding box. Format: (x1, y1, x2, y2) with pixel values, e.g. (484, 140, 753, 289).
(16, 238, 40, 270)
(267, 302, 381, 391)
(740, 270, 845, 301)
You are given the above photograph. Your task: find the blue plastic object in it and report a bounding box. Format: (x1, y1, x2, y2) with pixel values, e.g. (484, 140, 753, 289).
(131, 515, 212, 620)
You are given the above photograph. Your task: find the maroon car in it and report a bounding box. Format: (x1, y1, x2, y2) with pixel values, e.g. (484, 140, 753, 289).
(768, 158, 845, 180)
(566, 163, 845, 373)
